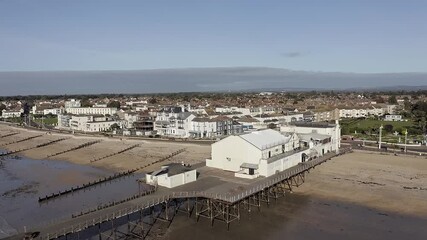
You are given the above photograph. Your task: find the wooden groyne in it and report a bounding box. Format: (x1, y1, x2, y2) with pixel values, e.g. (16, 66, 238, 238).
(0, 138, 69, 157)
(0, 132, 19, 138)
(90, 144, 140, 163)
(0, 134, 43, 147)
(35, 138, 69, 148)
(135, 148, 187, 170)
(38, 169, 138, 203)
(46, 140, 101, 158)
(72, 186, 156, 218)
(38, 148, 186, 203)
(18, 149, 352, 240)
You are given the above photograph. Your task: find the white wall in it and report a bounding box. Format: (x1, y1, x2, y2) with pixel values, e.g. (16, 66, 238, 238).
(146, 170, 197, 188)
(280, 124, 340, 153)
(258, 149, 310, 177)
(208, 136, 262, 172)
(66, 107, 117, 116)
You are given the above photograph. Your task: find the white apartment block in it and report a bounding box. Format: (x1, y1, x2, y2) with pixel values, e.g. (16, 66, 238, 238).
(253, 113, 304, 123)
(43, 108, 64, 115)
(384, 114, 403, 121)
(65, 107, 117, 116)
(126, 100, 147, 106)
(313, 109, 340, 122)
(215, 106, 276, 116)
(339, 107, 384, 118)
(1, 109, 23, 118)
(85, 121, 119, 132)
(154, 112, 195, 138)
(64, 99, 81, 108)
(69, 115, 118, 132)
(190, 116, 242, 138)
(57, 114, 72, 129)
(280, 121, 341, 153)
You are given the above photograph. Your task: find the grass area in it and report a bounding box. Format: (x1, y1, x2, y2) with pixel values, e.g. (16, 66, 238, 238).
(34, 117, 58, 125)
(341, 118, 414, 131)
(340, 118, 419, 138)
(0, 117, 23, 124)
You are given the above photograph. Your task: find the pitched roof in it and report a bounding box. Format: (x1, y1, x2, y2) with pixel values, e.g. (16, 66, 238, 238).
(238, 129, 291, 150)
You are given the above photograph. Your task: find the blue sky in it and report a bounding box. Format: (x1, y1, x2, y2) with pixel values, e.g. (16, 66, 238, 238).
(0, 0, 426, 73)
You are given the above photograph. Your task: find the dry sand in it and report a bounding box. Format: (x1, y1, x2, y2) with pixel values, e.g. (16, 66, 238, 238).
(296, 150, 427, 217)
(0, 124, 210, 172)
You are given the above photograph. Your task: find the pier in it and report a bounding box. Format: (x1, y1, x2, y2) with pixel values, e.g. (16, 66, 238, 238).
(8, 148, 352, 240)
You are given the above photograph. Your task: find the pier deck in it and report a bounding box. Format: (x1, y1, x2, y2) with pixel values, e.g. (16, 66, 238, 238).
(6, 149, 351, 240)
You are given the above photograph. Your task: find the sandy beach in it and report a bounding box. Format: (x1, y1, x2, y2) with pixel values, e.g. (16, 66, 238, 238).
(0, 124, 210, 172)
(1, 124, 426, 218)
(1, 124, 427, 239)
(296, 150, 427, 217)
(163, 151, 427, 240)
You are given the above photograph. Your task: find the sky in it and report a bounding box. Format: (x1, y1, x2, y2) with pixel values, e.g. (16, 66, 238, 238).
(1, 0, 426, 73)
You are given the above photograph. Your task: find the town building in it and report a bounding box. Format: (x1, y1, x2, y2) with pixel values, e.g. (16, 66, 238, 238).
(206, 129, 302, 178)
(123, 112, 155, 132)
(384, 114, 403, 121)
(154, 112, 195, 138)
(57, 114, 72, 129)
(205, 123, 341, 179)
(145, 163, 197, 188)
(1, 109, 23, 118)
(69, 115, 118, 132)
(280, 121, 341, 153)
(189, 116, 242, 138)
(65, 107, 117, 116)
(64, 99, 81, 109)
(43, 108, 64, 115)
(313, 108, 340, 122)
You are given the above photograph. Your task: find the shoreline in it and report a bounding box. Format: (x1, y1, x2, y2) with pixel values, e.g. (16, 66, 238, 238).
(1, 124, 427, 238)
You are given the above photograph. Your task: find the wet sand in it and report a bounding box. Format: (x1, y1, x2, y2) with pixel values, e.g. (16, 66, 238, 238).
(164, 194, 427, 240)
(0, 155, 145, 237)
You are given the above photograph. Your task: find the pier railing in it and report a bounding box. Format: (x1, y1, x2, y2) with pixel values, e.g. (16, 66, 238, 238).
(20, 148, 353, 240)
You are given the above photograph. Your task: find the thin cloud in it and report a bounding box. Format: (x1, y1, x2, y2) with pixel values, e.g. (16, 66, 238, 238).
(281, 51, 306, 58)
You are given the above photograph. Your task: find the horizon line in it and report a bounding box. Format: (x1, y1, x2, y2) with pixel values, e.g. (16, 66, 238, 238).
(1, 66, 427, 75)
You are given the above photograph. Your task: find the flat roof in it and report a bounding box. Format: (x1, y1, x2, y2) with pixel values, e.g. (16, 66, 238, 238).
(298, 133, 331, 142)
(150, 163, 195, 177)
(290, 121, 337, 128)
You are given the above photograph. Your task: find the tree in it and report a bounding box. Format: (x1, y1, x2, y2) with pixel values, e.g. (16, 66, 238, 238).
(107, 101, 121, 109)
(109, 123, 120, 131)
(375, 97, 385, 103)
(388, 95, 397, 104)
(411, 101, 427, 134)
(23, 102, 32, 115)
(0, 104, 5, 116)
(81, 99, 92, 107)
(148, 97, 157, 104)
(383, 124, 393, 133)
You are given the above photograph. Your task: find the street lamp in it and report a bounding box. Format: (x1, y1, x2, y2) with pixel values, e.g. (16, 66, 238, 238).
(378, 125, 383, 149)
(404, 129, 408, 153)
